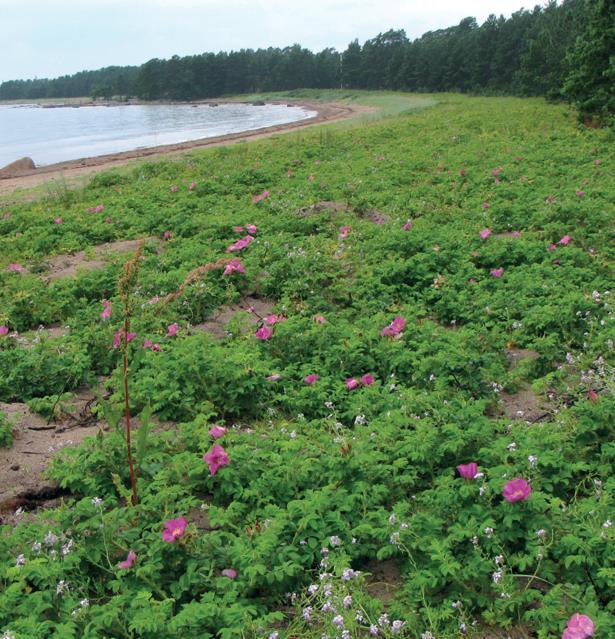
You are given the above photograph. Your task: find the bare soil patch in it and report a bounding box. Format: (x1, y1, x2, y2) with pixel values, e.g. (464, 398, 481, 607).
(191, 296, 275, 339)
(0, 384, 105, 515)
(505, 347, 540, 369)
(297, 200, 350, 217)
(364, 559, 403, 606)
(42, 237, 158, 280)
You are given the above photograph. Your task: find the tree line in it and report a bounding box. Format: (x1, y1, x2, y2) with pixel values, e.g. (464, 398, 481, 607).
(1, 0, 612, 125)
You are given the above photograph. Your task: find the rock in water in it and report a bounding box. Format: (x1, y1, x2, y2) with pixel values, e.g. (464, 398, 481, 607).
(0, 157, 36, 177)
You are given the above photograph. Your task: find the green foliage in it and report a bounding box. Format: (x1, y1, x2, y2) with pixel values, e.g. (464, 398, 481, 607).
(0, 94, 613, 638)
(0, 411, 13, 447)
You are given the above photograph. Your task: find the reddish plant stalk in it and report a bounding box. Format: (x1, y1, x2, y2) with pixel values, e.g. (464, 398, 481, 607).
(123, 316, 138, 505)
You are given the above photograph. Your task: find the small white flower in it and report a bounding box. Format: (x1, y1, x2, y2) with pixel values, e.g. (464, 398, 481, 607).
(56, 579, 68, 594)
(603, 520, 612, 529)
(484, 527, 494, 537)
(392, 620, 405, 633)
(342, 568, 359, 580)
(536, 529, 547, 539)
(451, 600, 462, 609)
(343, 595, 353, 609)
(268, 633, 279, 639)
(330, 535, 341, 546)
(332, 614, 344, 628)
(15, 554, 26, 566)
(378, 613, 390, 627)
(44, 531, 58, 546)
(528, 455, 538, 466)
(507, 442, 517, 451)
(388, 513, 396, 525)
(355, 610, 364, 622)
(61, 539, 74, 556)
(494, 555, 505, 565)
(289, 431, 297, 439)
(31, 542, 41, 553)
(307, 584, 319, 595)
(492, 570, 502, 584)
(91, 497, 103, 507)
(354, 414, 367, 425)
(302, 606, 312, 621)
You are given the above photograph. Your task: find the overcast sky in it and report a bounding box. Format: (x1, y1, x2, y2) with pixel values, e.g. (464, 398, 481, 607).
(1, 0, 532, 83)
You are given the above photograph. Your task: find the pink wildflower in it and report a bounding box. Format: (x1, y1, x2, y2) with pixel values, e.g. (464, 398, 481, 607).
(54, 217, 63, 224)
(112, 329, 136, 349)
(0, 326, 8, 336)
(459, 169, 466, 176)
(148, 295, 160, 305)
(338, 225, 351, 239)
(170, 184, 178, 192)
(502, 478, 532, 503)
(562, 614, 594, 639)
(480, 228, 492, 240)
(209, 425, 227, 439)
(222, 259, 246, 276)
(313, 314, 326, 323)
(254, 326, 273, 340)
(266, 373, 282, 381)
(246, 224, 257, 235)
(118, 550, 136, 569)
(222, 568, 237, 579)
(403, 220, 413, 231)
(233, 226, 245, 233)
(511, 231, 521, 238)
(287, 168, 294, 177)
(8, 263, 25, 273)
(381, 315, 406, 337)
(86, 204, 104, 213)
(559, 235, 571, 245)
(548, 244, 557, 253)
(587, 389, 599, 402)
(162, 516, 187, 542)
(304, 374, 319, 385)
(203, 443, 230, 477)
(252, 189, 270, 204)
(189, 181, 197, 191)
(308, 174, 315, 181)
(143, 339, 153, 349)
(575, 190, 584, 198)
(167, 323, 179, 337)
(360, 374, 375, 386)
(346, 378, 360, 391)
(457, 462, 478, 479)
(100, 300, 112, 320)
(163, 231, 172, 240)
(482, 202, 490, 209)
(492, 166, 503, 177)
(227, 235, 254, 252)
(490, 267, 504, 278)
(593, 159, 601, 166)
(545, 195, 556, 204)
(264, 314, 286, 325)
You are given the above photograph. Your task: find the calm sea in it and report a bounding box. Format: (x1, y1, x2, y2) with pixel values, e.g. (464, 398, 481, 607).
(0, 102, 316, 167)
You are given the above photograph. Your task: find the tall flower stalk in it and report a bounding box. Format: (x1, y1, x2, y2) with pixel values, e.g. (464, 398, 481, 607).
(118, 243, 143, 506)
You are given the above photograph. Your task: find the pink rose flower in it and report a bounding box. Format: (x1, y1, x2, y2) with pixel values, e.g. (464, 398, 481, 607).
(562, 613, 594, 639)
(457, 462, 478, 479)
(163, 231, 172, 240)
(575, 190, 584, 198)
(203, 443, 230, 477)
(54, 217, 63, 224)
(162, 516, 187, 542)
(0, 325, 9, 336)
(345, 378, 360, 391)
(360, 374, 375, 386)
(100, 300, 112, 320)
(381, 315, 406, 337)
(170, 184, 178, 192)
(480, 228, 492, 240)
(304, 374, 319, 385)
(264, 314, 286, 325)
(208, 425, 227, 439)
(252, 189, 270, 204)
(490, 267, 504, 278)
(482, 202, 490, 209)
(254, 326, 273, 340)
(502, 478, 532, 503)
(8, 263, 26, 273)
(313, 314, 326, 323)
(189, 181, 197, 191)
(222, 568, 237, 579)
(118, 550, 136, 569)
(559, 235, 571, 245)
(246, 224, 257, 235)
(223, 259, 246, 276)
(167, 323, 179, 337)
(338, 225, 351, 239)
(403, 220, 413, 231)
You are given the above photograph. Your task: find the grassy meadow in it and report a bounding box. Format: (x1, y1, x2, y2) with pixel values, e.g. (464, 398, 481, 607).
(0, 92, 613, 639)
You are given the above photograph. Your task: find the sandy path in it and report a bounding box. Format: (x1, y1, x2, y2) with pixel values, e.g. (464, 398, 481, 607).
(0, 100, 373, 199)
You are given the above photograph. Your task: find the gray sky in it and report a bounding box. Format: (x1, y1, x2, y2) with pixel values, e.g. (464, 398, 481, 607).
(1, 0, 530, 83)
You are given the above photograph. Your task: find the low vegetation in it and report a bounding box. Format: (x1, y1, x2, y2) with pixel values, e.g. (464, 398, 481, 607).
(0, 92, 613, 638)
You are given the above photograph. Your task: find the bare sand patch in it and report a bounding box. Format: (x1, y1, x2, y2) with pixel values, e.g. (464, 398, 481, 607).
(191, 296, 275, 339)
